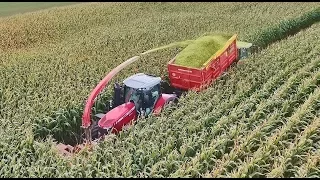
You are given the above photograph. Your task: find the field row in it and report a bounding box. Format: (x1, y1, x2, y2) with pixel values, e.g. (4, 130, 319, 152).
(1, 3, 319, 124)
(22, 22, 320, 178)
(1, 3, 320, 177)
(102, 22, 320, 178)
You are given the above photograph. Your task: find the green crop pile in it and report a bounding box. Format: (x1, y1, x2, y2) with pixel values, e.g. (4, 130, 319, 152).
(1, 2, 320, 178)
(174, 34, 232, 68)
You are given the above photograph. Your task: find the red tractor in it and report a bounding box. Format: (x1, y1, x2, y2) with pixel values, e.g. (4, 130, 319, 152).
(90, 73, 178, 140)
(80, 56, 179, 144)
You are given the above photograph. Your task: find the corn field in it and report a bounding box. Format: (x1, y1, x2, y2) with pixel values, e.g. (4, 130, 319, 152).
(1, 2, 320, 178)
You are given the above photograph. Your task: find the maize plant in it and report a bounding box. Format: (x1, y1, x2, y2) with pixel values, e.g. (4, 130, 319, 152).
(1, 2, 320, 178)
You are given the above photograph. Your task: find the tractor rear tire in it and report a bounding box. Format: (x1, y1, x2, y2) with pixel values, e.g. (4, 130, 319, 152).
(164, 97, 178, 110)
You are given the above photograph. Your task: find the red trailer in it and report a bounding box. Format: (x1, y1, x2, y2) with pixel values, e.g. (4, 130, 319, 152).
(167, 34, 238, 91)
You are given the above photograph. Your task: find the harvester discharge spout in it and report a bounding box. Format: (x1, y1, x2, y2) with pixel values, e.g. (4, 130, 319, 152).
(81, 55, 140, 144)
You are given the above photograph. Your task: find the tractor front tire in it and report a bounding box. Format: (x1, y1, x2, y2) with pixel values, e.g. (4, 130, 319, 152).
(91, 121, 100, 140)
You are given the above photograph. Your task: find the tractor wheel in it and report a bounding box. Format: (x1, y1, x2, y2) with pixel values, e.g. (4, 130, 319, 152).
(165, 97, 178, 109)
(82, 121, 100, 141)
(161, 99, 177, 114)
(91, 121, 100, 140)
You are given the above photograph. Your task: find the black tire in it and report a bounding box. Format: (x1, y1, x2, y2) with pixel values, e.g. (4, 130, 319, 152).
(174, 89, 185, 98)
(164, 97, 178, 109)
(82, 121, 100, 141)
(91, 121, 99, 140)
(159, 98, 177, 116)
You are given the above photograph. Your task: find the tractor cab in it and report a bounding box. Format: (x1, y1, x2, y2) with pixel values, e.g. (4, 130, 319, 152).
(94, 73, 175, 137)
(123, 73, 161, 116)
(112, 73, 162, 116)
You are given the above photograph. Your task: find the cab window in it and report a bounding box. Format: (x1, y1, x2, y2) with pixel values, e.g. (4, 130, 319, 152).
(150, 85, 160, 106)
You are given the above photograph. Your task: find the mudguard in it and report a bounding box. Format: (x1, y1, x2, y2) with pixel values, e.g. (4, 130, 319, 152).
(153, 93, 177, 115)
(98, 102, 137, 133)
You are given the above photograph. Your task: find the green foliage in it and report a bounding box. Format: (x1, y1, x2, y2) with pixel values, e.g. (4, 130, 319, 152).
(251, 7, 320, 48)
(0, 2, 78, 17)
(1, 2, 320, 178)
(32, 92, 112, 145)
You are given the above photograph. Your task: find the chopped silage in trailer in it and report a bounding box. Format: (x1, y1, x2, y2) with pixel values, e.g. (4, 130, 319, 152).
(174, 34, 232, 68)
